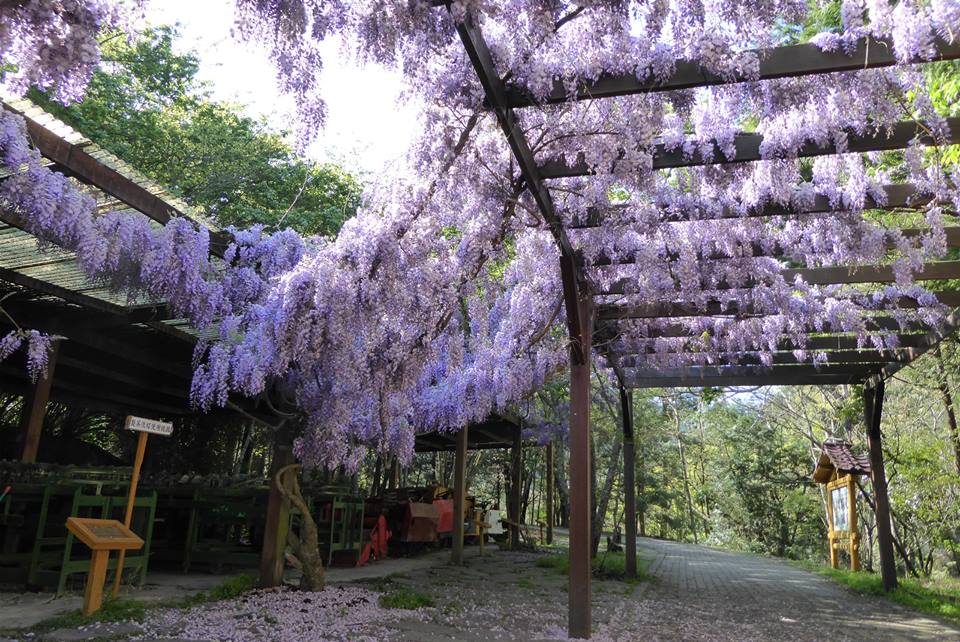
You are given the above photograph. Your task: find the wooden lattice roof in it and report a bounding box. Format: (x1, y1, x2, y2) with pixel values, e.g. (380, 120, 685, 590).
(0, 99, 246, 418)
(450, 13, 960, 389)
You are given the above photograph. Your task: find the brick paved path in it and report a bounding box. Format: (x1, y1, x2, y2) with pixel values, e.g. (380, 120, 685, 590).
(638, 537, 960, 641)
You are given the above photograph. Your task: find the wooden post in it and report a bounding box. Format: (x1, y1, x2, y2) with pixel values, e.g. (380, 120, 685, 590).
(83, 549, 110, 615)
(111, 431, 148, 597)
(451, 426, 468, 565)
(568, 293, 593, 639)
(848, 475, 860, 571)
(619, 387, 637, 578)
(511, 425, 522, 550)
(864, 381, 898, 591)
(825, 478, 839, 569)
(259, 440, 294, 588)
(545, 441, 554, 545)
(19, 340, 59, 463)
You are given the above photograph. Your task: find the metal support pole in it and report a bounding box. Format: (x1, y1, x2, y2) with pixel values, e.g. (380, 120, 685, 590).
(259, 440, 294, 588)
(568, 293, 594, 639)
(864, 381, 898, 590)
(452, 426, 468, 565)
(545, 442, 554, 545)
(619, 387, 637, 578)
(511, 425, 522, 549)
(19, 340, 60, 463)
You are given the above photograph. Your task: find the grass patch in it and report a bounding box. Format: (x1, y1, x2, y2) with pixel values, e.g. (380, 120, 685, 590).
(801, 562, 960, 623)
(517, 578, 536, 589)
(536, 549, 647, 584)
(378, 587, 435, 610)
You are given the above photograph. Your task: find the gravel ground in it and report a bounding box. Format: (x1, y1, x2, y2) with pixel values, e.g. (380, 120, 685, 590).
(29, 539, 960, 641)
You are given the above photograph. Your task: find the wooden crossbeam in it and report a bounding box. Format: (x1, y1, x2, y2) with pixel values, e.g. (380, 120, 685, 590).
(2, 102, 231, 257)
(539, 118, 960, 178)
(625, 372, 869, 388)
(597, 291, 960, 320)
(623, 363, 882, 381)
(616, 349, 912, 368)
(569, 183, 936, 228)
(608, 333, 931, 355)
(505, 37, 960, 108)
(583, 227, 960, 267)
(600, 316, 928, 340)
(600, 260, 960, 295)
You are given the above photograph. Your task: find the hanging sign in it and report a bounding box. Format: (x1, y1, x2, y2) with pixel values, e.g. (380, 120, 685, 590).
(124, 415, 173, 436)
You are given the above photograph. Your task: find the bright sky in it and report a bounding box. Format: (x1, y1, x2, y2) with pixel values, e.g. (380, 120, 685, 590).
(144, 0, 420, 177)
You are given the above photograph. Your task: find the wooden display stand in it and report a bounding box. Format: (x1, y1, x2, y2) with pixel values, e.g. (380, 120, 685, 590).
(65, 517, 143, 615)
(826, 474, 860, 571)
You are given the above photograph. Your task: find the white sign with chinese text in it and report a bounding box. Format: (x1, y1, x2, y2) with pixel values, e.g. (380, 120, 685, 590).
(125, 415, 173, 436)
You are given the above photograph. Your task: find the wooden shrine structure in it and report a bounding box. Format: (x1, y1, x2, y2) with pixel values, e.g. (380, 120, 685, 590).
(813, 440, 872, 571)
(434, 3, 960, 637)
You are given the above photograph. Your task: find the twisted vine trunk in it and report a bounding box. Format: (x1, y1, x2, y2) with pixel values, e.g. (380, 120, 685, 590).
(275, 464, 324, 591)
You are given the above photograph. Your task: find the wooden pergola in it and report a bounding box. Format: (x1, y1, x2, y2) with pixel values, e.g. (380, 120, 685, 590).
(0, 99, 270, 459)
(439, 6, 960, 638)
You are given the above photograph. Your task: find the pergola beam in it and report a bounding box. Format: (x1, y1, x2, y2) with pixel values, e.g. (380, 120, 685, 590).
(504, 37, 960, 108)
(625, 373, 869, 388)
(616, 349, 912, 368)
(600, 260, 960, 294)
(540, 117, 960, 178)
(610, 333, 932, 355)
(600, 317, 929, 340)
(598, 291, 960, 321)
(583, 227, 960, 266)
(569, 183, 939, 228)
(2, 102, 231, 258)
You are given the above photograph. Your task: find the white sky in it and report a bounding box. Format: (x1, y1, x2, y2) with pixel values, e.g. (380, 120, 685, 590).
(144, 0, 419, 177)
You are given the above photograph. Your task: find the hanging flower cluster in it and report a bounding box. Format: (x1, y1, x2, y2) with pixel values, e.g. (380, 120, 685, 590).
(2, 0, 960, 466)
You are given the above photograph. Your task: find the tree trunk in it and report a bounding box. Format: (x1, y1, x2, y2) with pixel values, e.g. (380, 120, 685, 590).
(275, 464, 324, 591)
(935, 345, 960, 476)
(591, 433, 622, 555)
(673, 405, 699, 544)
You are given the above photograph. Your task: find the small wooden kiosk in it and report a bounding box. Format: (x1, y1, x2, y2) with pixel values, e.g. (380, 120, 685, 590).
(813, 440, 871, 571)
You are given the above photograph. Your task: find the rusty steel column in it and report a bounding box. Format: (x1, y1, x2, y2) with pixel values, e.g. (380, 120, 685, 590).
(619, 386, 637, 578)
(545, 441, 554, 545)
(259, 440, 294, 588)
(452, 426, 469, 565)
(511, 425, 522, 549)
(19, 340, 60, 463)
(568, 293, 594, 639)
(864, 381, 898, 591)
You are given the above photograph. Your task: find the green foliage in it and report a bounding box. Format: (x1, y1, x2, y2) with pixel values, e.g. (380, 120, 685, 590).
(29, 26, 361, 237)
(378, 588, 435, 609)
(206, 573, 256, 601)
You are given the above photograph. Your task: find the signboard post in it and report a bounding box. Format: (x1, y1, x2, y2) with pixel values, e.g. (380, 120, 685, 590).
(110, 416, 173, 598)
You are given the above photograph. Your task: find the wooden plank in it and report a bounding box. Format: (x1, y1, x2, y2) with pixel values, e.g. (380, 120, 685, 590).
(601, 316, 928, 339)
(504, 37, 960, 107)
(623, 363, 882, 381)
(625, 372, 870, 388)
(597, 291, 960, 320)
(2, 103, 231, 258)
(612, 333, 931, 355)
(583, 227, 960, 266)
(601, 260, 960, 294)
(259, 442, 294, 588)
(540, 117, 960, 178)
(616, 350, 911, 368)
(19, 340, 59, 463)
(569, 183, 936, 228)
